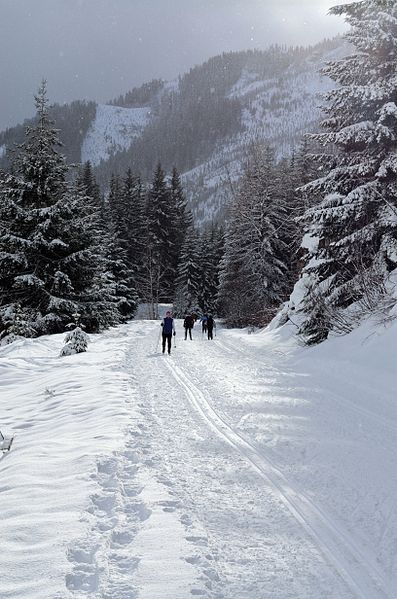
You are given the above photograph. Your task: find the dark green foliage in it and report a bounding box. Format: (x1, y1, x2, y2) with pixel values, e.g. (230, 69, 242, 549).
(297, 0, 397, 343)
(144, 164, 174, 302)
(0, 83, 120, 337)
(0, 100, 96, 170)
(173, 228, 201, 316)
(197, 226, 224, 315)
(110, 79, 164, 108)
(218, 145, 292, 327)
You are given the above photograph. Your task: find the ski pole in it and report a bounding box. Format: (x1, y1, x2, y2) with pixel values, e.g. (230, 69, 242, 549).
(156, 327, 162, 352)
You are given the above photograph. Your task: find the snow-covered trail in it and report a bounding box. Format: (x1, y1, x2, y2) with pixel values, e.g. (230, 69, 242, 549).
(1, 318, 397, 598)
(100, 319, 394, 599)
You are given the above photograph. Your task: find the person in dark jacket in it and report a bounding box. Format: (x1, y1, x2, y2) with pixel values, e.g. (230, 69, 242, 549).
(200, 314, 208, 334)
(207, 314, 216, 340)
(161, 311, 176, 354)
(183, 313, 194, 340)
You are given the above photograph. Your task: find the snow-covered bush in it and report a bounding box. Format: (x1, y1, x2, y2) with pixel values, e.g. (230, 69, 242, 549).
(0, 305, 36, 346)
(60, 326, 89, 356)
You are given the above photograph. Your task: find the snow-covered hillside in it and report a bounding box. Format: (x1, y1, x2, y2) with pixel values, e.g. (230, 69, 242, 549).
(0, 41, 346, 225)
(183, 46, 345, 222)
(76, 42, 346, 223)
(81, 104, 152, 167)
(1, 313, 396, 598)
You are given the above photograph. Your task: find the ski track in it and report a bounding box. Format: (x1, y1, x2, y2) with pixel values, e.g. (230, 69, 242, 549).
(162, 356, 391, 599)
(63, 320, 395, 598)
(206, 333, 397, 596)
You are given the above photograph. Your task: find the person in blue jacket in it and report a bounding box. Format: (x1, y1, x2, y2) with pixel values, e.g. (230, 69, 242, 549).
(161, 310, 176, 354)
(200, 314, 208, 334)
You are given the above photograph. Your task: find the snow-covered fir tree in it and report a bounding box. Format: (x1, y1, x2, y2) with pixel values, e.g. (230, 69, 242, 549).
(173, 227, 201, 316)
(60, 313, 89, 356)
(169, 167, 192, 277)
(120, 169, 147, 295)
(197, 226, 224, 315)
(75, 165, 134, 329)
(60, 326, 89, 356)
(218, 145, 290, 327)
(0, 304, 37, 346)
(0, 82, 108, 336)
(77, 161, 101, 209)
(143, 163, 175, 307)
(104, 205, 138, 320)
(297, 0, 397, 344)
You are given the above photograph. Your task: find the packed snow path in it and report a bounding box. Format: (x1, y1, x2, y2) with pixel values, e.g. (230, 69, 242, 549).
(1, 318, 397, 598)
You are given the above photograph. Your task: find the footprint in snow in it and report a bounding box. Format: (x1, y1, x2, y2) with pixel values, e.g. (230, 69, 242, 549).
(66, 543, 100, 593)
(90, 492, 117, 515)
(111, 529, 135, 546)
(127, 501, 152, 521)
(65, 568, 99, 593)
(181, 513, 193, 526)
(97, 457, 118, 475)
(68, 545, 98, 565)
(185, 536, 208, 546)
(159, 499, 182, 513)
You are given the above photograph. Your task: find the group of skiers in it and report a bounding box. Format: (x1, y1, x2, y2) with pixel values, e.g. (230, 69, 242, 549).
(160, 311, 216, 354)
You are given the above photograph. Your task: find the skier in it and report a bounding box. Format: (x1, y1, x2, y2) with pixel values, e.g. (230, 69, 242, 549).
(207, 314, 216, 340)
(200, 314, 208, 334)
(183, 313, 195, 340)
(161, 310, 176, 354)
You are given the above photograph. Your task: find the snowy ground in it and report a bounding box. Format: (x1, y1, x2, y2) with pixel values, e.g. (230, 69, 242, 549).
(1, 315, 397, 598)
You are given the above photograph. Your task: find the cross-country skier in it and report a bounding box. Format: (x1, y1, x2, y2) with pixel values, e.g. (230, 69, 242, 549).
(161, 310, 176, 354)
(200, 314, 208, 334)
(207, 314, 216, 340)
(183, 313, 195, 340)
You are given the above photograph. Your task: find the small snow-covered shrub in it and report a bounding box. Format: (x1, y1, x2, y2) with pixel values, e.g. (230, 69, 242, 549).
(0, 304, 37, 346)
(60, 327, 89, 356)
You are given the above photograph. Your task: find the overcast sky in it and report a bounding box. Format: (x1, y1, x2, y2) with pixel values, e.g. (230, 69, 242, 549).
(0, 0, 349, 131)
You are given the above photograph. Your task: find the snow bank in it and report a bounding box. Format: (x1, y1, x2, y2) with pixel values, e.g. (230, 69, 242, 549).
(0, 328, 134, 598)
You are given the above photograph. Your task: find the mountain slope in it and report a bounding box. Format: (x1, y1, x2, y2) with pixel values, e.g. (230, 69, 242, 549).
(0, 38, 346, 223)
(81, 104, 152, 166)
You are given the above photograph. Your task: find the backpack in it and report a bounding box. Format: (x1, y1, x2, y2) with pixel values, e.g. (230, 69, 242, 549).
(184, 315, 194, 328)
(162, 317, 173, 335)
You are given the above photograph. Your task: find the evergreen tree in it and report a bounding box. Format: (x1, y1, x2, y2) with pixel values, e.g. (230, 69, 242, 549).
(61, 178, 123, 332)
(167, 167, 194, 302)
(297, 0, 397, 343)
(173, 228, 201, 316)
(169, 167, 192, 252)
(197, 226, 224, 314)
(121, 168, 147, 289)
(143, 164, 174, 306)
(75, 165, 135, 328)
(218, 145, 290, 327)
(103, 212, 138, 320)
(0, 82, 105, 335)
(0, 304, 37, 346)
(78, 161, 101, 208)
(108, 173, 123, 235)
